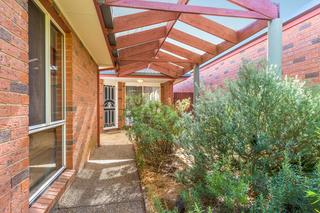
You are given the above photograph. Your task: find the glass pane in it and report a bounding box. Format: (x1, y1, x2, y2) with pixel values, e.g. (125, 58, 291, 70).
(29, 126, 63, 195)
(126, 86, 143, 98)
(125, 86, 143, 126)
(50, 24, 64, 121)
(143, 86, 160, 101)
(28, 1, 46, 126)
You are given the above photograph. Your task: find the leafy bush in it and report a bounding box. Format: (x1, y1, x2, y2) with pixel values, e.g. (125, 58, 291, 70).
(176, 62, 320, 211)
(306, 191, 320, 213)
(175, 98, 191, 115)
(306, 162, 320, 212)
(251, 154, 314, 212)
(127, 97, 181, 169)
(180, 160, 249, 212)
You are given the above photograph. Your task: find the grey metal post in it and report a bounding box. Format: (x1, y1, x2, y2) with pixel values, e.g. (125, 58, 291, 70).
(268, 18, 283, 76)
(193, 64, 200, 105)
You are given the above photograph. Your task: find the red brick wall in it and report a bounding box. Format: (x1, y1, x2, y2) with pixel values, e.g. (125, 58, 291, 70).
(0, 0, 29, 212)
(0, 0, 99, 211)
(161, 80, 174, 105)
(174, 9, 320, 93)
(69, 34, 98, 171)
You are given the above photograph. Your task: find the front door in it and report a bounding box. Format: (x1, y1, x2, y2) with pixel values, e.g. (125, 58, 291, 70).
(104, 85, 117, 129)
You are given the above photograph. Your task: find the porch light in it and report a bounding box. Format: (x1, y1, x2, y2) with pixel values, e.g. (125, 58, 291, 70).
(137, 79, 144, 83)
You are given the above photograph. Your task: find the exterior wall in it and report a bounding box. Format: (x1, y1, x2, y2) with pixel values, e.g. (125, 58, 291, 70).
(69, 34, 98, 171)
(0, 0, 99, 211)
(174, 9, 320, 94)
(0, 0, 30, 212)
(161, 80, 174, 105)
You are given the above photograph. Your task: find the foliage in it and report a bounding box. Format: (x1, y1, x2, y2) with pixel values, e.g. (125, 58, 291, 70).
(251, 154, 314, 212)
(306, 191, 320, 213)
(306, 162, 320, 212)
(176, 62, 320, 211)
(175, 98, 191, 115)
(153, 197, 178, 213)
(180, 160, 249, 212)
(127, 96, 181, 169)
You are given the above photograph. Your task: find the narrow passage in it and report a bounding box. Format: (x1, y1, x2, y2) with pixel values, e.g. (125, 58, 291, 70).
(53, 131, 145, 213)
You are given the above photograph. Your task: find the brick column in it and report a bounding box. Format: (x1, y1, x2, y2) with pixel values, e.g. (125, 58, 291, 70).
(161, 80, 174, 105)
(99, 79, 104, 131)
(118, 82, 126, 129)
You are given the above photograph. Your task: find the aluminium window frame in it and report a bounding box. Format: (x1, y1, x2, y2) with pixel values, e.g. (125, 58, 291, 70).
(28, 0, 67, 204)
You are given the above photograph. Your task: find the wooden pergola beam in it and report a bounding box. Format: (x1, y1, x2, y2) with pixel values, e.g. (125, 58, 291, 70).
(120, 58, 193, 64)
(116, 26, 167, 49)
(168, 28, 217, 54)
(150, 0, 190, 70)
(180, 14, 238, 43)
(105, 0, 270, 19)
(118, 62, 148, 76)
(200, 19, 269, 64)
(161, 42, 201, 63)
(157, 51, 192, 64)
(237, 20, 268, 41)
(113, 10, 178, 33)
(118, 40, 160, 58)
(119, 50, 156, 66)
(150, 63, 184, 78)
(96, 0, 279, 79)
(228, 0, 279, 19)
(93, 0, 116, 68)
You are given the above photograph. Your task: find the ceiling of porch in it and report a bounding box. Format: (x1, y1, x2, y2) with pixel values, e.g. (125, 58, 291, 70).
(95, 0, 280, 79)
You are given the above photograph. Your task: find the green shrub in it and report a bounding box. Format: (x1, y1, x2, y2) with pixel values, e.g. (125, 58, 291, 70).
(153, 197, 178, 213)
(127, 98, 180, 169)
(251, 154, 313, 212)
(306, 191, 320, 213)
(179, 160, 249, 212)
(176, 61, 320, 211)
(306, 162, 320, 212)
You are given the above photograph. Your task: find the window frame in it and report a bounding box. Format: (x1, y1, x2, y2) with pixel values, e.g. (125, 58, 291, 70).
(28, 0, 67, 204)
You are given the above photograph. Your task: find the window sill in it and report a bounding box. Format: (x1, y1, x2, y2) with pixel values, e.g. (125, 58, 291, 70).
(29, 169, 76, 213)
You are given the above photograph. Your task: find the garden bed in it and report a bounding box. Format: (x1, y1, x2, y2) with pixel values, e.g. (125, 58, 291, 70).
(127, 62, 320, 213)
(134, 143, 188, 212)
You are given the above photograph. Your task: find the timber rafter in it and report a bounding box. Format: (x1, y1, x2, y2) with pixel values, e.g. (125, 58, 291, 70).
(95, 0, 279, 77)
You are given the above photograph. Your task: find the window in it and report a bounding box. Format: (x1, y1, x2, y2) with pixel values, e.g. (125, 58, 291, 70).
(143, 86, 160, 101)
(29, 127, 63, 194)
(125, 86, 160, 102)
(125, 85, 160, 125)
(50, 24, 64, 121)
(126, 86, 143, 98)
(28, 0, 66, 203)
(29, 1, 46, 126)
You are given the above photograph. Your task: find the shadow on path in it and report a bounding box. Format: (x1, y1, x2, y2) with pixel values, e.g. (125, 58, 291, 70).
(53, 131, 145, 213)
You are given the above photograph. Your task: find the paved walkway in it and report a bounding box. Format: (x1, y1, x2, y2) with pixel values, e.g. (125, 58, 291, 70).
(53, 131, 145, 213)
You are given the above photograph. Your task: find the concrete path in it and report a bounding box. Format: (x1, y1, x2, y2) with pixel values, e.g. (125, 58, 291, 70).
(53, 131, 145, 213)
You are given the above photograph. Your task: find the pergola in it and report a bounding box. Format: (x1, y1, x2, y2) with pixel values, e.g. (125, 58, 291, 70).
(94, 0, 282, 102)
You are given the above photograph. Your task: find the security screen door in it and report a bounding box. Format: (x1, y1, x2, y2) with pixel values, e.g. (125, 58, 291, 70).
(104, 85, 116, 128)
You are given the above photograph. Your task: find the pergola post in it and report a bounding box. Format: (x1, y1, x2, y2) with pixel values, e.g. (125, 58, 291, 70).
(97, 70, 101, 147)
(193, 64, 200, 105)
(267, 18, 283, 76)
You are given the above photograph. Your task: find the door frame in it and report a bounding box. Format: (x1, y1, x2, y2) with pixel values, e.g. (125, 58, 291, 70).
(103, 81, 118, 130)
